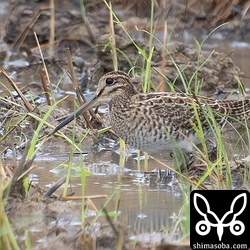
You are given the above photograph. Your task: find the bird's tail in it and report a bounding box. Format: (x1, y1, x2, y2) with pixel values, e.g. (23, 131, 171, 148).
(221, 98, 250, 124)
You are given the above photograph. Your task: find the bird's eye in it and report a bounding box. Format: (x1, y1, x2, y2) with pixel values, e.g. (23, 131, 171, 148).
(106, 78, 114, 85)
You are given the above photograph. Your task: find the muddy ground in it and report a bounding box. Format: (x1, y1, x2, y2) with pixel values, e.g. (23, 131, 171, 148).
(1, 0, 250, 249)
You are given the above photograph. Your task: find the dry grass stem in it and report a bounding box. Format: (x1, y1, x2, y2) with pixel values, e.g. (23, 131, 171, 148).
(157, 21, 167, 92)
(0, 69, 33, 111)
(49, 0, 55, 58)
(39, 68, 51, 105)
(61, 194, 108, 200)
(34, 31, 55, 103)
(12, 7, 50, 50)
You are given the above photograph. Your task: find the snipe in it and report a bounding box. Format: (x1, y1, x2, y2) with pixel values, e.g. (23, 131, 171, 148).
(50, 71, 250, 154)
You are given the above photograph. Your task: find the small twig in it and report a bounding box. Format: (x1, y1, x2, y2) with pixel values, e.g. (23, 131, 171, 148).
(219, 50, 234, 63)
(65, 49, 77, 89)
(109, 2, 118, 71)
(157, 21, 167, 92)
(39, 68, 51, 105)
(80, 0, 96, 44)
(0, 97, 22, 108)
(87, 197, 99, 213)
(0, 69, 33, 112)
(49, 0, 55, 58)
(34, 32, 55, 104)
(60, 194, 108, 200)
(12, 7, 50, 50)
(9, 141, 36, 196)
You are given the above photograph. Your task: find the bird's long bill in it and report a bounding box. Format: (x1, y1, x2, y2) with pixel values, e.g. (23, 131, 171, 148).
(49, 93, 98, 136)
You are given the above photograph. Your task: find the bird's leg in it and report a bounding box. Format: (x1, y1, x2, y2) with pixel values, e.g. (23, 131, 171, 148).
(170, 151, 194, 170)
(206, 139, 218, 162)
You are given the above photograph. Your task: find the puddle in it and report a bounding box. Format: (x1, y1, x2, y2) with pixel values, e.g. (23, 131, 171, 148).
(31, 148, 183, 229)
(4, 147, 186, 247)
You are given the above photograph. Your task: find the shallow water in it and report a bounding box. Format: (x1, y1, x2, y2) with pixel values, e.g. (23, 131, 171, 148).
(6, 148, 185, 246)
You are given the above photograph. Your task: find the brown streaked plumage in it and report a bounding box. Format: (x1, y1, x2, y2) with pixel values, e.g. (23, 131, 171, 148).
(49, 71, 250, 153)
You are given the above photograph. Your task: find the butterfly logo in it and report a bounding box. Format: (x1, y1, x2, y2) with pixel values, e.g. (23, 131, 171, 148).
(193, 193, 247, 241)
